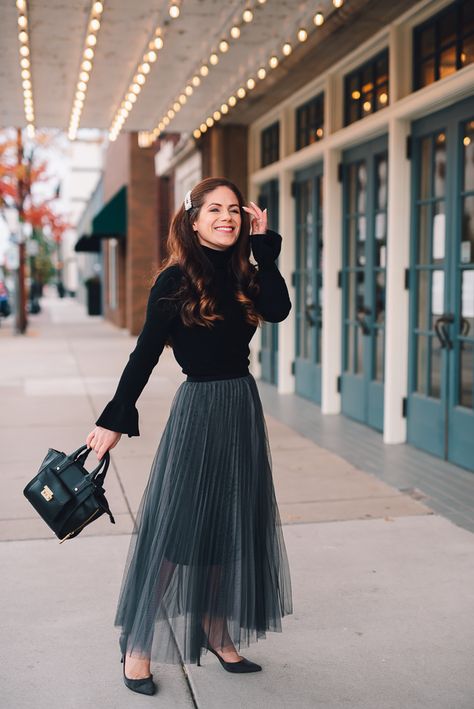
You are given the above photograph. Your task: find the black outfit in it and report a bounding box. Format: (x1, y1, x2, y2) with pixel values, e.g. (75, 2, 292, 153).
(96, 230, 294, 666)
(95, 230, 291, 436)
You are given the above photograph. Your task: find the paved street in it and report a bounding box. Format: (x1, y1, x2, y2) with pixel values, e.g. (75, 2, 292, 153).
(1, 288, 474, 709)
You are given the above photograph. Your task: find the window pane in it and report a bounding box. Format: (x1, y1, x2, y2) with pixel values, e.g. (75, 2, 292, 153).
(419, 26, 435, 56)
(416, 335, 428, 394)
(461, 196, 474, 265)
(420, 57, 436, 87)
(417, 269, 430, 330)
(429, 335, 442, 398)
(461, 33, 474, 67)
(439, 45, 457, 79)
(463, 121, 474, 192)
(375, 270, 385, 325)
(418, 204, 431, 265)
(438, 9, 456, 47)
(459, 342, 473, 409)
(419, 136, 432, 200)
(434, 132, 447, 198)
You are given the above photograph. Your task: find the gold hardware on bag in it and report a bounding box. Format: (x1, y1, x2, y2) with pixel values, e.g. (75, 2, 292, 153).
(41, 485, 54, 501)
(58, 508, 100, 544)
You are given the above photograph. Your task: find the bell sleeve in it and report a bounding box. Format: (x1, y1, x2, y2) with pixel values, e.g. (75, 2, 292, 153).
(95, 266, 182, 437)
(250, 229, 292, 323)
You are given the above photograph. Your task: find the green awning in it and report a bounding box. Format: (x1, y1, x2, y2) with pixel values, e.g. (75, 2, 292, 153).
(92, 185, 127, 238)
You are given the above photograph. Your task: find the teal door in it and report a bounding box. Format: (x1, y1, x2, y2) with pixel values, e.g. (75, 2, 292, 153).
(258, 180, 279, 384)
(407, 96, 474, 472)
(340, 135, 388, 431)
(293, 164, 323, 404)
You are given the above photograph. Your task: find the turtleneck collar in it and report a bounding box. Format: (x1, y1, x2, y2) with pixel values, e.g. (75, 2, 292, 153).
(199, 242, 235, 269)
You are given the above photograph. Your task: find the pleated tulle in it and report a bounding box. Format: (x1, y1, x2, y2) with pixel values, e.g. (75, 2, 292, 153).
(114, 374, 293, 665)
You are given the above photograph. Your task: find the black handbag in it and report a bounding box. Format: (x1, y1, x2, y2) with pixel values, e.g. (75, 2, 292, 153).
(23, 444, 115, 543)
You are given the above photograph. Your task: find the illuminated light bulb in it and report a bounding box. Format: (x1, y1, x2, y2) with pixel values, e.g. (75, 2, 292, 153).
(333, 0, 343, 7)
(84, 47, 94, 59)
(185, 85, 193, 95)
(200, 123, 207, 132)
(76, 90, 86, 100)
(221, 103, 229, 114)
(124, 100, 132, 110)
(89, 18, 100, 31)
(313, 12, 324, 26)
(136, 73, 145, 84)
(173, 102, 181, 111)
(282, 43, 292, 56)
(78, 81, 87, 91)
(16, 0, 26, 11)
(209, 53, 219, 65)
(192, 75, 201, 87)
(163, 116, 170, 126)
(141, 62, 150, 74)
(86, 34, 97, 46)
(228, 95, 237, 106)
(247, 78, 255, 89)
(167, 109, 175, 119)
(230, 26, 240, 39)
(316, 128, 324, 138)
(132, 83, 141, 93)
(297, 28, 307, 42)
(257, 67, 266, 79)
(127, 93, 137, 103)
(158, 122, 165, 131)
(22, 79, 31, 89)
(257, 0, 266, 3)
(169, 4, 180, 18)
(463, 136, 471, 146)
(213, 110, 221, 121)
(206, 117, 214, 127)
(352, 90, 360, 99)
(20, 57, 30, 68)
(363, 101, 371, 112)
(93, 2, 104, 14)
(200, 65, 209, 76)
(24, 89, 32, 98)
(379, 92, 388, 104)
(79, 71, 89, 82)
(120, 108, 128, 118)
(243, 9, 253, 22)
(219, 40, 229, 52)
(237, 87, 246, 98)
(18, 31, 28, 43)
(154, 36, 164, 50)
(21, 69, 30, 79)
(82, 60, 92, 71)
(18, 15, 27, 28)
(193, 129, 201, 139)
(179, 94, 186, 104)
(27, 124, 35, 137)
(269, 55, 279, 68)
(147, 50, 157, 62)
(20, 45, 30, 56)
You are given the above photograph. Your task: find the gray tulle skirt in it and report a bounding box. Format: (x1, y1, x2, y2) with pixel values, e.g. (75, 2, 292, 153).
(115, 373, 293, 665)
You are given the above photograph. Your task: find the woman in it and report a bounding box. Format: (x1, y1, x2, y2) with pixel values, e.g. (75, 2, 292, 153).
(86, 177, 293, 696)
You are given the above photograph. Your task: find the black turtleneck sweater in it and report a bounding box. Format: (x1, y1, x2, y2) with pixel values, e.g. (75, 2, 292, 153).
(95, 229, 291, 436)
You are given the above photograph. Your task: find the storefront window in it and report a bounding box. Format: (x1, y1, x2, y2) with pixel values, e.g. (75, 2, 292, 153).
(260, 122, 280, 167)
(295, 93, 324, 150)
(343, 49, 389, 127)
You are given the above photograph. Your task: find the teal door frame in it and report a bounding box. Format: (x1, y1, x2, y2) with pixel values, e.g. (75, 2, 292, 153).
(258, 180, 279, 384)
(340, 134, 388, 432)
(407, 95, 474, 472)
(293, 163, 323, 404)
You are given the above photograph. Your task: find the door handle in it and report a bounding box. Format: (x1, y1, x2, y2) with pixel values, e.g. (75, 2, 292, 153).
(434, 313, 454, 349)
(356, 304, 372, 335)
(305, 303, 316, 327)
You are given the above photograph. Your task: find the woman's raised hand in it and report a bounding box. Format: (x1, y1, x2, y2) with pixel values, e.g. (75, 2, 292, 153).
(242, 201, 267, 235)
(86, 426, 122, 461)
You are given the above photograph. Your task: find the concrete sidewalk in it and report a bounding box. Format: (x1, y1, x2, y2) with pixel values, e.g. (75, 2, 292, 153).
(1, 288, 473, 709)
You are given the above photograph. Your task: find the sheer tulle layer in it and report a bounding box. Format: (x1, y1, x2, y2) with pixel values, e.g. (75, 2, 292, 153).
(114, 374, 293, 665)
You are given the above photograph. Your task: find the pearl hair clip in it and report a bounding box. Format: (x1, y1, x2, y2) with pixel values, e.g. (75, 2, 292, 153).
(184, 190, 193, 211)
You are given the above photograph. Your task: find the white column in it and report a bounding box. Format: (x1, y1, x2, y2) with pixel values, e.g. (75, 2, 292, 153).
(383, 117, 411, 443)
(321, 147, 343, 414)
(277, 167, 296, 394)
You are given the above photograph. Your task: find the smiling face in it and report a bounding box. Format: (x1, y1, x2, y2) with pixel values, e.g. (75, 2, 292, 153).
(192, 185, 242, 251)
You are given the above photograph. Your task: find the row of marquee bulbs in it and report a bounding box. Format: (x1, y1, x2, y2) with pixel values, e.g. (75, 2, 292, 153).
(68, 1, 104, 140)
(16, 0, 35, 138)
(110, 0, 271, 141)
(141, 0, 345, 144)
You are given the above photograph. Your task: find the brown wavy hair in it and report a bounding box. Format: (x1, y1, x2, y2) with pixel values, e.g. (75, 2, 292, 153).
(151, 177, 264, 338)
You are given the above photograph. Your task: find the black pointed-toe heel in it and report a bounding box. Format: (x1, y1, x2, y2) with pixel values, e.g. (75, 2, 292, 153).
(200, 629, 262, 673)
(121, 653, 157, 695)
